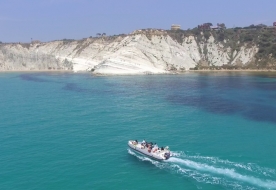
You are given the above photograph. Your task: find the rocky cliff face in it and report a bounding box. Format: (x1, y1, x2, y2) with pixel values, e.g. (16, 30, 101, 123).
(0, 29, 264, 74)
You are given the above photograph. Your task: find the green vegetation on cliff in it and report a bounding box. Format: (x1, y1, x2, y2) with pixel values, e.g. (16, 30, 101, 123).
(167, 27, 276, 69)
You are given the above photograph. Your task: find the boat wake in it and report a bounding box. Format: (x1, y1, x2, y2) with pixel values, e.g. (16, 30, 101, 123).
(128, 149, 276, 190)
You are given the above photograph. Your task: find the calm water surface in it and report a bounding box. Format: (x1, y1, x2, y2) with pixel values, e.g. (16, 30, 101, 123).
(0, 72, 276, 190)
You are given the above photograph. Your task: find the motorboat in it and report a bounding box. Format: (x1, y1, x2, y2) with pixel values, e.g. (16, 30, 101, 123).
(128, 140, 172, 161)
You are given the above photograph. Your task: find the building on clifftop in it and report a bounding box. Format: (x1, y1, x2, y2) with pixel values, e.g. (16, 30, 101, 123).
(171, 24, 181, 30)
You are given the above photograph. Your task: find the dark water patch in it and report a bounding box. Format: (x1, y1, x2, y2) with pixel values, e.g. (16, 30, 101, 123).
(104, 82, 118, 88)
(62, 83, 90, 93)
(269, 94, 276, 100)
(254, 73, 276, 79)
(167, 95, 243, 115)
(62, 82, 127, 97)
(190, 75, 276, 92)
(189, 75, 255, 92)
(19, 74, 50, 82)
(167, 93, 276, 124)
(19, 72, 96, 84)
(157, 75, 252, 94)
(166, 80, 208, 91)
(242, 104, 276, 124)
(251, 81, 276, 91)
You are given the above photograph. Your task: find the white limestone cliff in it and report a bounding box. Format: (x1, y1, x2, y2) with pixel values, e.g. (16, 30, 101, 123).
(0, 30, 259, 74)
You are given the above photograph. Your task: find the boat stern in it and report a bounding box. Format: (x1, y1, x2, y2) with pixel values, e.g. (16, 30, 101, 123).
(164, 152, 171, 160)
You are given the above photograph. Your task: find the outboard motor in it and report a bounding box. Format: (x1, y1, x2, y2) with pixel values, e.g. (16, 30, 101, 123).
(164, 152, 170, 160)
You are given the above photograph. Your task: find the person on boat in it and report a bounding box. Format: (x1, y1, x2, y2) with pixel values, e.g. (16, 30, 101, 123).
(152, 145, 157, 152)
(151, 143, 157, 152)
(141, 140, 145, 146)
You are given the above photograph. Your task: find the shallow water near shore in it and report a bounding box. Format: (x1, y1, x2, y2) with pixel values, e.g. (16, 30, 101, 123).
(0, 72, 276, 190)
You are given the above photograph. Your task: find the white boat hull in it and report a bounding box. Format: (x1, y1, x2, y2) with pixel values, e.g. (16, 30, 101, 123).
(128, 140, 171, 161)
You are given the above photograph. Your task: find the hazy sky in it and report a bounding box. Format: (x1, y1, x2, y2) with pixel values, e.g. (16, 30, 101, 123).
(0, 0, 275, 42)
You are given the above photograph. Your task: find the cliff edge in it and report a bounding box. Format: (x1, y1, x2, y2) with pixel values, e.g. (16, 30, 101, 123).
(0, 28, 275, 74)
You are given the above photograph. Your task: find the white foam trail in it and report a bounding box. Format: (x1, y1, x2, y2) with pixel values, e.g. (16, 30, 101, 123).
(173, 151, 275, 177)
(129, 149, 276, 189)
(169, 157, 276, 189)
(171, 151, 185, 157)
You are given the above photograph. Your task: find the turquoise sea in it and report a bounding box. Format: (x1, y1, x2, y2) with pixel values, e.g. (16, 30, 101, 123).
(1, 72, 276, 190)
